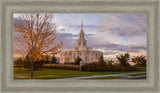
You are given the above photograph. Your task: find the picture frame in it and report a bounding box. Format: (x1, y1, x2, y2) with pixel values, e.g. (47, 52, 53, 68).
(0, 0, 159, 93)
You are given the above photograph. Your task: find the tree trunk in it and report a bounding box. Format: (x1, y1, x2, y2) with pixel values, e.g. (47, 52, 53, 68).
(31, 57, 34, 78)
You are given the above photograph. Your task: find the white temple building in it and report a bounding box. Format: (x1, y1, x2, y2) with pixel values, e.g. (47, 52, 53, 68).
(60, 20, 103, 64)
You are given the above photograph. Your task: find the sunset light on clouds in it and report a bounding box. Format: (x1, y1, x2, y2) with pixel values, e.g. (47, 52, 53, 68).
(13, 13, 147, 61)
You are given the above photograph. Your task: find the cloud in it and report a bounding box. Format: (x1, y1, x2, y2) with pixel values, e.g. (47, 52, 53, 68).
(69, 25, 98, 30)
(101, 42, 146, 55)
(99, 13, 147, 38)
(56, 33, 76, 49)
(86, 36, 146, 56)
(56, 25, 66, 32)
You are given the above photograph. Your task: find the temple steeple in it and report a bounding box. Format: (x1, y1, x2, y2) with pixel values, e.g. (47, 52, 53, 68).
(81, 19, 83, 30)
(79, 20, 85, 39)
(77, 20, 87, 47)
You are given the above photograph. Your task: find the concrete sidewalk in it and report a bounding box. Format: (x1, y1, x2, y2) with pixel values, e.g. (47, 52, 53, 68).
(57, 72, 146, 80)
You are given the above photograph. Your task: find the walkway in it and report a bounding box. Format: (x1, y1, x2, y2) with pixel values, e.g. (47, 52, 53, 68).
(57, 72, 146, 80)
(14, 75, 28, 78)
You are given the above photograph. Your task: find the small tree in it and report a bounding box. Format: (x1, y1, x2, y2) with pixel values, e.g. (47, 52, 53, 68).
(51, 56, 57, 64)
(15, 57, 23, 71)
(132, 55, 146, 67)
(40, 55, 46, 64)
(99, 55, 105, 65)
(45, 55, 50, 64)
(23, 55, 31, 70)
(113, 61, 120, 66)
(107, 60, 114, 66)
(14, 13, 63, 77)
(75, 56, 82, 65)
(116, 53, 130, 67)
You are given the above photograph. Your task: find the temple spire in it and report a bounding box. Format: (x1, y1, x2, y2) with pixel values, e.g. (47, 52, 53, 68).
(81, 19, 83, 30)
(77, 20, 86, 46)
(79, 19, 84, 39)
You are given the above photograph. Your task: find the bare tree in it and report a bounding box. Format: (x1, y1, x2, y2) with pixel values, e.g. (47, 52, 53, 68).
(14, 13, 63, 77)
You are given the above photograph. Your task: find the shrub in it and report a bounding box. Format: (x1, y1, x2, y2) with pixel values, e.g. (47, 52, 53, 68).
(43, 63, 139, 72)
(81, 63, 139, 72)
(106, 66, 139, 72)
(43, 64, 79, 71)
(81, 64, 107, 72)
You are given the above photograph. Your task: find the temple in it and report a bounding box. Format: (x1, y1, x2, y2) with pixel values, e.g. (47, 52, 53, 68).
(60, 20, 103, 64)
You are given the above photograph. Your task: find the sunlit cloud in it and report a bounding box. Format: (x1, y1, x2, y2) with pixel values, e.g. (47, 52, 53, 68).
(56, 25, 66, 32)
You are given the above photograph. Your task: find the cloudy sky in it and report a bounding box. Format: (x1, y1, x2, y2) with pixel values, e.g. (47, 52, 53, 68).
(13, 13, 147, 61)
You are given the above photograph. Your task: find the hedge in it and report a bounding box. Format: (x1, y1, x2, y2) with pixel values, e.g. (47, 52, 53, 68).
(81, 64, 139, 72)
(43, 64, 79, 71)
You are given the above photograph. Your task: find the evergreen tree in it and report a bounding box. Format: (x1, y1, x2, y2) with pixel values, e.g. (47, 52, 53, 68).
(99, 55, 105, 65)
(75, 56, 82, 65)
(51, 56, 57, 64)
(15, 57, 23, 71)
(24, 55, 31, 70)
(45, 55, 50, 64)
(107, 60, 114, 66)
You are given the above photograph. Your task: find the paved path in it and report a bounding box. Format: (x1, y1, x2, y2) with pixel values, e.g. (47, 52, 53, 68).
(14, 75, 28, 78)
(14, 72, 146, 79)
(123, 75, 146, 79)
(57, 72, 146, 80)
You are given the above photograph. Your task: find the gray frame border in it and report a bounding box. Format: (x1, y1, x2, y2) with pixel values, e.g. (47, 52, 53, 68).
(0, 0, 159, 93)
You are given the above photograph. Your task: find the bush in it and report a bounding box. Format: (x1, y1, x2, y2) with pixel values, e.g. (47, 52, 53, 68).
(106, 66, 139, 72)
(43, 64, 80, 71)
(81, 63, 139, 72)
(81, 64, 107, 72)
(43, 63, 139, 72)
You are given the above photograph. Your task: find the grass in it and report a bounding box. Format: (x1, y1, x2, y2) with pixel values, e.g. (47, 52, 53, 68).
(14, 68, 146, 79)
(129, 73, 146, 76)
(83, 76, 124, 80)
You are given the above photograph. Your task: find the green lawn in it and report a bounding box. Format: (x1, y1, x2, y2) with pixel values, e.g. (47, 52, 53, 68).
(83, 76, 124, 80)
(14, 68, 146, 79)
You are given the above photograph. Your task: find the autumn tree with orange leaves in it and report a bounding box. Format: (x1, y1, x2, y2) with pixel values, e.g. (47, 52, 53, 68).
(14, 13, 63, 77)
